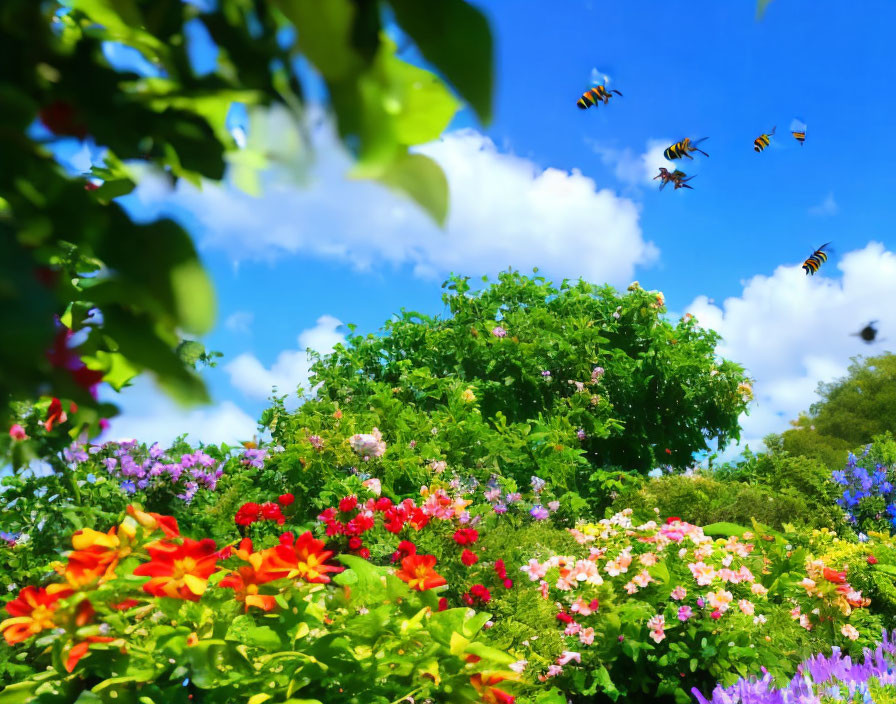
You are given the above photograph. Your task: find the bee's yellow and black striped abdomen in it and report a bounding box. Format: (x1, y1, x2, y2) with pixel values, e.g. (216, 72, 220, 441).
(793, 131, 806, 144)
(754, 134, 771, 152)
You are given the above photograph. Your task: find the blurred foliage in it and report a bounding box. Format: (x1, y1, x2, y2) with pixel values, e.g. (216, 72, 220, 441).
(289, 271, 751, 475)
(770, 354, 896, 468)
(0, 0, 493, 431)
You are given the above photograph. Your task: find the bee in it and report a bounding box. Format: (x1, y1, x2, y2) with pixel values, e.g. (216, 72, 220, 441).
(802, 242, 830, 276)
(664, 137, 709, 160)
(577, 84, 622, 109)
(654, 167, 695, 191)
(754, 126, 776, 152)
(791, 118, 807, 146)
(851, 322, 879, 343)
(577, 68, 622, 109)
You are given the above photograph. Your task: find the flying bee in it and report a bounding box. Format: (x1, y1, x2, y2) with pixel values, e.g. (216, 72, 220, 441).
(754, 126, 776, 152)
(802, 242, 830, 276)
(664, 137, 709, 160)
(654, 167, 695, 191)
(577, 68, 622, 109)
(791, 118, 807, 146)
(851, 321, 880, 344)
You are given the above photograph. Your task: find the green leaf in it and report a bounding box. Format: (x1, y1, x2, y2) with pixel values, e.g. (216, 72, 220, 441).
(361, 152, 449, 225)
(463, 641, 514, 665)
(0, 681, 38, 704)
(388, 0, 493, 122)
(702, 522, 751, 537)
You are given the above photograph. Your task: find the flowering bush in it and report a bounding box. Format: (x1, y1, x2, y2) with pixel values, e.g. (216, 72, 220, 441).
(496, 512, 880, 702)
(0, 505, 523, 704)
(833, 437, 896, 536)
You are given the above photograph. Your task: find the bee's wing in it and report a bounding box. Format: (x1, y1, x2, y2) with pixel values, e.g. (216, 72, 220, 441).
(790, 117, 807, 133)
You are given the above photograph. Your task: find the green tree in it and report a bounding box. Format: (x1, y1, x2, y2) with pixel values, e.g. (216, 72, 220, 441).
(282, 271, 751, 476)
(773, 354, 896, 466)
(0, 0, 493, 441)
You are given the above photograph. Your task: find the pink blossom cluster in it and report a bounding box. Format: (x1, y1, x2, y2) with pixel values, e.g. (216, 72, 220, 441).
(348, 427, 387, 459)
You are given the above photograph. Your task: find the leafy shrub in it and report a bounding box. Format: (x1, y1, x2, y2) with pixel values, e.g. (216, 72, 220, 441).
(288, 272, 750, 477)
(614, 472, 836, 531)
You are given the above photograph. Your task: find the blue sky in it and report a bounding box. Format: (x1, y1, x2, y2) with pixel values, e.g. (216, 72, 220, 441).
(84, 0, 896, 457)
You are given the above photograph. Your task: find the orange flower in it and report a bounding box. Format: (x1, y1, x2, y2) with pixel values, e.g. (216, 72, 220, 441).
(132, 538, 219, 600)
(823, 567, 847, 584)
(220, 538, 280, 611)
(262, 532, 342, 584)
(395, 554, 447, 591)
(0, 584, 73, 645)
(45, 397, 68, 431)
(126, 505, 180, 538)
(63, 527, 129, 588)
(64, 635, 116, 672)
(470, 672, 516, 704)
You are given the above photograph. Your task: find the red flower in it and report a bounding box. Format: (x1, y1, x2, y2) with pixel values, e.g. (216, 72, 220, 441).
(110, 599, 140, 611)
(65, 635, 116, 672)
(391, 540, 417, 563)
(235, 503, 262, 526)
(126, 505, 179, 538)
(45, 397, 68, 432)
(438, 597, 448, 611)
(1, 584, 73, 645)
(471, 673, 516, 704)
(453, 528, 479, 545)
(339, 496, 358, 513)
(348, 537, 363, 550)
(555, 611, 574, 624)
(395, 554, 447, 591)
(219, 539, 281, 612)
(358, 547, 370, 559)
(470, 584, 491, 603)
(261, 502, 284, 523)
(461, 549, 479, 567)
(278, 493, 295, 507)
(324, 520, 344, 536)
(665, 448, 672, 455)
(666, 516, 682, 524)
(262, 531, 342, 584)
(462, 593, 474, 606)
(132, 538, 219, 600)
(868, 555, 879, 565)
(318, 508, 337, 523)
(503, 578, 514, 589)
(823, 567, 847, 584)
(9, 424, 27, 441)
(408, 508, 430, 531)
(374, 497, 393, 511)
(494, 559, 507, 578)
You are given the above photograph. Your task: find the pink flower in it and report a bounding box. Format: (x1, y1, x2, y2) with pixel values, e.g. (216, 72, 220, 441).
(9, 424, 27, 441)
(632, 569, 653, 588)
(841, 624, 860, 641)
(751, 583, 768, 596)
(579, 627, 595, 645)
(509, 660, 528, 674)
(647, 614, 665, 633)
(670, 586, 687, 601)
(649, 629, 666, 643)
(545, 665, 563, 678)
(557, 651, 581, 666)
(571, 597, 599, 617)
(753, 614, 767, 625)
(539, 580, 550, 600)
(491, 326, 507, 338)
(564, 622, 582, 636)
(710, 610, 722, 620)
(678, 605, 693, 621)
(639, 552, 658, 567)
(362, 478, 382, 496)
(707, 589, 733, 613)
(571, 559, 603, 585)
(689, 561, 716, 586)
(738, 599, 755, 616)
(624, 581, 639, 595)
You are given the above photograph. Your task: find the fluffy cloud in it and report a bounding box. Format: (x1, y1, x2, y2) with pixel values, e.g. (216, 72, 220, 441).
(808, 192, 839, 217)
(225, 315, 345, 404)
(104, 377, 258, 446)
(686, 242, 896, 454)
(589, 138, 672, 188)
(131, 117, 657, 286)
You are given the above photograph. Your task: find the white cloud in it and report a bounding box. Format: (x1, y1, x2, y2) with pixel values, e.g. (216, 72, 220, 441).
(225, 315, 345, 404)
(103, 377, 258, 446)
(225, 311, 254, 334)
(132, 115, 658, 287)
(809, 192, 838, 217)
(686, 242, 896, 455)
(589, 138, 673, 187)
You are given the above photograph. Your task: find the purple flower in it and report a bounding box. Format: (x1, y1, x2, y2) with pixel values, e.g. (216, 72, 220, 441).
(531, 476, 546, 493)
(530, 505, 550, 520)
(149, 443, 165, 459)
(491, 326, 507, 338)
(493, 503, 508, 514)
(0, 531, 20, 547)
(576, 429, 586, 441)
(505, 492, 522, 504)
(63, 444, 89, 464)
(120, 480, 137, 494)
(678, 605, 693, 621)
(242, 448, 268, 469)
(103, 457, 118, 473)
(591, 366, 605, 381)
(309, 435, 324, 451)
(697, 597, 705, 608)
(541, 370, 551, 377)
(548, 500, 560, 512)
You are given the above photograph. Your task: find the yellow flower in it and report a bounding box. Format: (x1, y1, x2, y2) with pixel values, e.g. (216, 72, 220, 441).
(461, 388, 476, 403)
